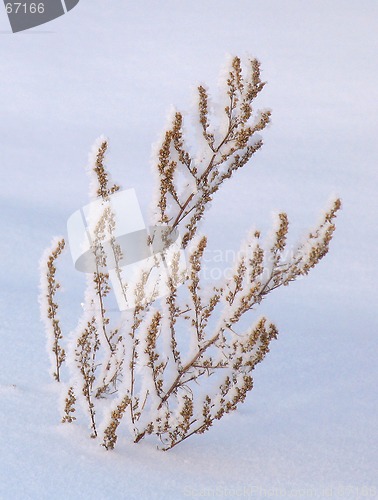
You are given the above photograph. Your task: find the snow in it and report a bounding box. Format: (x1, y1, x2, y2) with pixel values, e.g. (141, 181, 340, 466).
(0, 0, 377, 498)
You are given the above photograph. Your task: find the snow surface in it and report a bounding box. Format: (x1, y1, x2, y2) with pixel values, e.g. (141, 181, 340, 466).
(0, 1, 377, 498)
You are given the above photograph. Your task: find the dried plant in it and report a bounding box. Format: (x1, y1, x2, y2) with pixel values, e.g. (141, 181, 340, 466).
(39, 237, 66, 382)
(155, 57, 271, 248)
(39, 56, 341, 451)
(62, 386, 76, 424)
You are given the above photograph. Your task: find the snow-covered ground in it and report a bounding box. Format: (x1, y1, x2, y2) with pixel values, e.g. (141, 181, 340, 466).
(0, 1, 377, 498)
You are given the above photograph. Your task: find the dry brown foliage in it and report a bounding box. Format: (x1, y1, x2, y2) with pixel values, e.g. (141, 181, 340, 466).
(40, 57, 341, 451)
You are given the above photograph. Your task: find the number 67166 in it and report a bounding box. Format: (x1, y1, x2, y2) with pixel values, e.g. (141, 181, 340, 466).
(5, 3, 45, 14)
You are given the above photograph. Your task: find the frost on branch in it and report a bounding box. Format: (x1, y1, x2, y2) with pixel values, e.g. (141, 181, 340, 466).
(153, 57, 271, 247)
(39, 56, 341, 451)
(39, 237, 66, 382)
